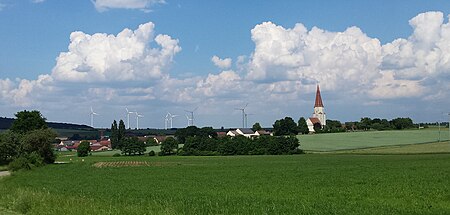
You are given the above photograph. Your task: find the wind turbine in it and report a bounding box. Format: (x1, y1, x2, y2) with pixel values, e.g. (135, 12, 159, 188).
(169, 114, 178, 129)
(235, 103, 248, 128)
(135, 111, 144, 130)
(125, 108, 134, 129)
(90, 107, 99, 128)
(185, 114, 191, 127)
(165, 113, 170, 130)
(184, 107, 198, 126)
(244, 113, 254, 128)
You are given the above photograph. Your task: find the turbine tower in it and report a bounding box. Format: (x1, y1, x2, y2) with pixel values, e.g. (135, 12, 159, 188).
(165, 113, 170, 130)
(170, 114, 178, 129)
(164, 112, 178, 129)
(184, 107, 198, 126)
(235, 103, 248, 128)
(135, 112, 144, 130)
(244, 113, 254, 128)
(90, 107, 99, 128)
(125, 108, 134, 129)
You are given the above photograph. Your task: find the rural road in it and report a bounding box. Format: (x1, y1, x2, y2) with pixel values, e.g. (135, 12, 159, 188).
(0, 171, 11, 177)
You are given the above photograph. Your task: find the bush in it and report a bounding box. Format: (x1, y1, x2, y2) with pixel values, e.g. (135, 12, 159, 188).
(8, 152, 45, 172)
(148, 150, 155, 156)
(77, 141, 91, 157)
(112, 153, 121, 157)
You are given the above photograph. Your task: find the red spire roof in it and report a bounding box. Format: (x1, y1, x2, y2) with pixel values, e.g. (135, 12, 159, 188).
(314, 85, 324, 107)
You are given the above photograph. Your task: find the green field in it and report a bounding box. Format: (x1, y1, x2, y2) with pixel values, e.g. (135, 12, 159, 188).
(299, 129, 449, 152)
(1, 154, 450, 214)
(337, 141, 450, 154)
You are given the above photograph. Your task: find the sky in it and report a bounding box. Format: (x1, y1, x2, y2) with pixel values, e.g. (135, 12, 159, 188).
(1, 0, 450, 129)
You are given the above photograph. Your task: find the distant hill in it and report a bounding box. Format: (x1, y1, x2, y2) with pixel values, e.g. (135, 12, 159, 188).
(0, 117, 93, 130)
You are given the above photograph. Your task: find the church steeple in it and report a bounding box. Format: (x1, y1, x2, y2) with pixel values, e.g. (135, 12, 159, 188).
(314, 85, 324, 108)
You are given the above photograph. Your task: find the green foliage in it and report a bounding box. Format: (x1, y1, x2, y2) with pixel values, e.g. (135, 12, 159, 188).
(112, 153, 121, 157)
(0, 131, 21, 165)
(175, 126, 217, 144)
(118, 120, 126, 149)
(297, 117, 309, 134)
(20, 129, 57, 164)
(148, 150, 156, 156)
(10, 110, 48, 134)
(121, 137, 146, 156)
(77, 141, 91, 157)
(159, 137, 178, 156)
(145, 138, 158, 147)
(181, 135, 301, 156)
(252, 122, 262, 132)
(110, 120, 119, 149)
(391, 117, 414, 130)
(8, 152, 44, 171)
(273, 117, 299, 136)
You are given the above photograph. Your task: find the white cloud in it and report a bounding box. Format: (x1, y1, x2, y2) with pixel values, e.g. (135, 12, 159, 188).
(32, 0, 46, 3)
(93, 0, 165, 12)
(1, 11, 450, 127)
(211, 55, 232, 69)
(51, 22, 181, 82)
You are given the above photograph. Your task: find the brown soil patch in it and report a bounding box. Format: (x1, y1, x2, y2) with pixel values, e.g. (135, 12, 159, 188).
(93, 161, 180, 168)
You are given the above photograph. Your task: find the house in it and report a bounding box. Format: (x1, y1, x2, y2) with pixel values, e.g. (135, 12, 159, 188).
(216, 132, 227, 138)
(90, 143, 109, 151)
(255, 130, 273, 136)
(236, 128, 256, 138)
(154, 136, 167, 144)
(226, 130, 240, 137)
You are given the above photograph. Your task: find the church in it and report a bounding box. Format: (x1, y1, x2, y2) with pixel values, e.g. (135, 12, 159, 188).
(306, 85, 326, 133)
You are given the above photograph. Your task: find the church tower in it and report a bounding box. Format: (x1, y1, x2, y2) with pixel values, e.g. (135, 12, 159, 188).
(312, 85, 326, 127)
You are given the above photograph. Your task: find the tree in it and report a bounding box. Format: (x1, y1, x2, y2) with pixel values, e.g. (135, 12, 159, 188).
(159, 137, 178, 156)
(390, 117, 414, 130)
(252, 122, 262, 132)
(0, 131, 21, 165)
(121, 137, 146, 156)
(21, 129, 57, 164)
(10, 110, 48, 134)
(110, 120, 119, 149)
(77, 140, 91, 157)
(273, 117, 299, 136)
(297, 117, 309, 134)
(118, 120, 126, 149)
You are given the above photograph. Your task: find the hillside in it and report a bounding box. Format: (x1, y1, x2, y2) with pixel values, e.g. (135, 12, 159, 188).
(0, 117, 93, 130)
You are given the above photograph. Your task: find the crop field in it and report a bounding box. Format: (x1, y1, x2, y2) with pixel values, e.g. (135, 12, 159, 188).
(1, 154, 450, 214)
(337, 141, 450, 154)
(299, 129, 449, 152)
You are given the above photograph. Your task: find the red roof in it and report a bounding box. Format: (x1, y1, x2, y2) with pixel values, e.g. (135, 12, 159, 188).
(314, 85, 324, 107)
(309, 117, 321, 124)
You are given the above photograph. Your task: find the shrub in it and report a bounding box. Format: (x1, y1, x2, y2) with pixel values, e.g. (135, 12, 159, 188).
(8, 156, 32, 171)
(77, 141, 91, 157)
(148, 150, 156, 156)
(112, 153, 121, 157)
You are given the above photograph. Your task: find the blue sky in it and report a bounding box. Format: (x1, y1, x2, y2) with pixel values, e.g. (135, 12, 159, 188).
(1, 0, 450, 129)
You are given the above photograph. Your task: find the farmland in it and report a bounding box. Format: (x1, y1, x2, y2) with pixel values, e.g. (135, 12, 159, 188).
(1, 154, 450, 214)
(299, 129, 449, 152)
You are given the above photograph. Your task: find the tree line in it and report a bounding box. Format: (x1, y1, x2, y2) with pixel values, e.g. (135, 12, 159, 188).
(156, 126, 303, 156)
(271, 116, 416, 135)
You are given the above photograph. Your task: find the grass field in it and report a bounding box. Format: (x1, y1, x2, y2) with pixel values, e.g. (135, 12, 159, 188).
(337, 141, 450, 154)
(1, 154, 450, 214)
(299, 129, 449, 152)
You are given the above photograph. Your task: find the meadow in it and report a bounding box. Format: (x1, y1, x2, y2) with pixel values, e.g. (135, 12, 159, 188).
(1, 154, 450, 214)
(299, 129, 449, 152)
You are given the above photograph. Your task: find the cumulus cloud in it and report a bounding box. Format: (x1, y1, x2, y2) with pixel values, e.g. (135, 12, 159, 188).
(1, 11, 450, 127)
(93, 0, 165, 12)
(211, 55, 232, 69)
(51, 22, 181, 82)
